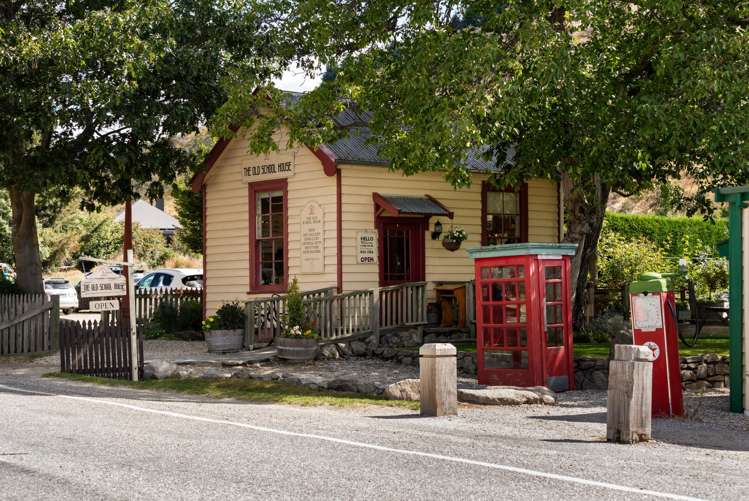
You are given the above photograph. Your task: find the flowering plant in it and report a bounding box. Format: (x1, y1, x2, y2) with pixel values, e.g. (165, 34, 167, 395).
(280, 277, 318, 338)
(443, 226, 468, 243)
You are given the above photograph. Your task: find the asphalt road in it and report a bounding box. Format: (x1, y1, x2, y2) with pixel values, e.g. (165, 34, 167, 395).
(0, 375, 747, 501)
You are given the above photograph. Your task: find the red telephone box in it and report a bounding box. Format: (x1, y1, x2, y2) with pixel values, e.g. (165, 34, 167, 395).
(629, 273, 684, 417)
(468, 244, 578, 391)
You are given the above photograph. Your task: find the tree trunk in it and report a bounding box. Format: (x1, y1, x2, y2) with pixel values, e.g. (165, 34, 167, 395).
(561, 173, 610, 330)
(9, 189, 44, 293)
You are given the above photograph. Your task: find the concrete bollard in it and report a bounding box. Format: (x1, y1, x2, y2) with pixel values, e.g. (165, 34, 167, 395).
(607, 344, 655, 444)
(419, 343, 457, 416)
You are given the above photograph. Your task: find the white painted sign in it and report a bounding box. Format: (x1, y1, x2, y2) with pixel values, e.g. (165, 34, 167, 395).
(631, 294, 663, 332)
(300, 201, 325, 274)
(356, 230, 378, 265)
(241, 152, 296, 182)
(80, 266, 127, 298)
(90, 299, 121, 312)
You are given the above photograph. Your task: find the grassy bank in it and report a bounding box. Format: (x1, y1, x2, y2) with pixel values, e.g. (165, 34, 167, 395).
(574, 336, 730, 359)
(45, 373, 419, 410)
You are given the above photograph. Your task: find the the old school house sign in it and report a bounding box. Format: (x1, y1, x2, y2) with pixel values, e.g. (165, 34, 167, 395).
(241, 151, 296, 182)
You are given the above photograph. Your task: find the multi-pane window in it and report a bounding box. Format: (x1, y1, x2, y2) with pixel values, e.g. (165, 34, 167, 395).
(256, 190, 285, 286)
(483, 188, 522, 245)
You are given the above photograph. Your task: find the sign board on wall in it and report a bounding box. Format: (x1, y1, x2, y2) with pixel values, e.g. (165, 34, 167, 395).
(356, 230, 378, 264)
(80, 267, 127, 298)
(241, 151, 296, 182)
(89, 299, 120, 312)
(300, 201, 325, 273)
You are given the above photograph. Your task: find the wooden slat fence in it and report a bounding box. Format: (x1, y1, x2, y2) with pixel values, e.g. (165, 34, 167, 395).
(0, 294, 59, 355)
(379, 282, 427, 330)
(245, 282, 430, 346)
(134, 288, 202, 328)
(245, 287, 336, 347)
(60, 319, 143, 379)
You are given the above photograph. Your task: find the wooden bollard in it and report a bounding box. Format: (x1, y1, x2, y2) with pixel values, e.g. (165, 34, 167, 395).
(419, 343, 457, 416)
(607, 344, 655, 444)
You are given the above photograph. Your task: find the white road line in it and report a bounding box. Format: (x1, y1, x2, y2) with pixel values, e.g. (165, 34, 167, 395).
(0, 383, 706, 501)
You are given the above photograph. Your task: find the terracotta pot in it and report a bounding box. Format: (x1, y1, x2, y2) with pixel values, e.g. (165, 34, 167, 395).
(205, 329, 244, 353)
(276, 337, 318, 362)
(442, 238, 462, 252)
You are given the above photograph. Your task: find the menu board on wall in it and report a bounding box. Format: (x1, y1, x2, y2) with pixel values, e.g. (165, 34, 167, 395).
(300, 201, 325, 274)
(356, 230, 378, 264)
(241, 151, 296, 182)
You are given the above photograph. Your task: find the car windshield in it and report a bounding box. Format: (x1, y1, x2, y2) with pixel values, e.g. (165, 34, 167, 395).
(45, 281, 71, 290)
(182, 275, 203, 287)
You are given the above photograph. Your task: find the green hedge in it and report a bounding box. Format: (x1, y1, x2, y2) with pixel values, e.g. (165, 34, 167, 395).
(602, 212, 728, 258)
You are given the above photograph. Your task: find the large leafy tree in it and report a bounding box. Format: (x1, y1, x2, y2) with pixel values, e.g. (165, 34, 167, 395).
(0, 0, 286, 291)
(225, 1, 749, 326)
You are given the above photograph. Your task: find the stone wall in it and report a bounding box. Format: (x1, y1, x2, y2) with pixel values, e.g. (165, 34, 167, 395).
(574, 354, 730, 391)
(324, 330, 729, 392)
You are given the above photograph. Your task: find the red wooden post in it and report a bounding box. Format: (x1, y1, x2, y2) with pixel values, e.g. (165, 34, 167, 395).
(122, 200, 133, 326)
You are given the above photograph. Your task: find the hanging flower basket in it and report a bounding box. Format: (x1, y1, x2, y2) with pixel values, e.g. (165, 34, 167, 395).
(442, 238, 462, 252)
(441, 226, 467, 252)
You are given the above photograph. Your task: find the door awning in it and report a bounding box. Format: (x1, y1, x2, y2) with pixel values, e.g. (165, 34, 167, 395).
(373, 193, 454, 219)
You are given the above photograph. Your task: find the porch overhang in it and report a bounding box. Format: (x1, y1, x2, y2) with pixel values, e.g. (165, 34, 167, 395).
(373, 193, 454, 219)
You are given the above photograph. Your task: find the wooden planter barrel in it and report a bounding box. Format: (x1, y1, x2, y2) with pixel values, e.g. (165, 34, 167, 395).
(205, 329, 244, 353)
(276, 337, 318, 362)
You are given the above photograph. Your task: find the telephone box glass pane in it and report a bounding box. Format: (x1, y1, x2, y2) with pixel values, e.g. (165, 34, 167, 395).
(484, 350, 528, 369)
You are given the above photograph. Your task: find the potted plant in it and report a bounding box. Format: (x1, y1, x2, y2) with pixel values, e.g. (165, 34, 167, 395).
(202, 302, 246, 353)
(442, 226, 468, 252)
(276, 278, 319, 361)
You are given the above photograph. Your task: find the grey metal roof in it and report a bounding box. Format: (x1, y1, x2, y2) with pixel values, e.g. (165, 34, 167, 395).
(324, 105, 512, 172)
(280, 92, 511, 172)
(377, 194, 452, 217)
(115, 200, 181, 231)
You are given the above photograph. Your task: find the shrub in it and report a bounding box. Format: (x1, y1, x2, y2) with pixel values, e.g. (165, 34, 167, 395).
(203, 301, 245, 331)
(133, 227, 174, 268)
(597, 231, 672, 291)
(602, 212, 727, 258)
(152, 299, 204, 339)
(281, 278, 317, 338)
(688, 255, 728, 301)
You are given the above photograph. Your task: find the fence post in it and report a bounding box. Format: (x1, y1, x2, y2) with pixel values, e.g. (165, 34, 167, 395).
(371, 287, 380, 342)
(607, 344, 654, 444)
(245, 302, 255, 351)
(419, 343, 458, 417)
(49, 295, 60, 351)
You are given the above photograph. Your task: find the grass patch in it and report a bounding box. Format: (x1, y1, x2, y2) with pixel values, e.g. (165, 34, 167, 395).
(44, 372, 419, 410)
(455, 337, 730, 359)
(575, 336, 730, 359)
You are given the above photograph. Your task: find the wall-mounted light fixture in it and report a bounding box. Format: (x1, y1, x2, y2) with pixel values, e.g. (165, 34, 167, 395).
(431, 220, 443, 240)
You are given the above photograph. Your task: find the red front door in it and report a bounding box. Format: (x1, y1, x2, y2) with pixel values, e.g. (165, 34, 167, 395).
(378, 218, 425, 286)
(475, 257, 540, 386)
(540, 259, 573, 391)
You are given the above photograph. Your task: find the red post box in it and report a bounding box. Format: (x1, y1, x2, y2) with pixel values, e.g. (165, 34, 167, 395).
(629, 273, 684, 417)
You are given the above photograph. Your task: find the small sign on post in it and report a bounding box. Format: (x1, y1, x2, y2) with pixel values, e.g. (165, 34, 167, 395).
(80, 267, 127, 298)
(89, 299, 120, 312)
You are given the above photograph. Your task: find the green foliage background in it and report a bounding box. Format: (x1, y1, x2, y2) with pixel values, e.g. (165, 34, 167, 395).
(0, 190, 11, 264)
(597, 212, 729, 300)
(602, 212, 728, 258)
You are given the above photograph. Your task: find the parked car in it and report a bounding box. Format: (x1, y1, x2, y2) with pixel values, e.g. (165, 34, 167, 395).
(136, 268, 203, 290)
(44, 278, 79, 314)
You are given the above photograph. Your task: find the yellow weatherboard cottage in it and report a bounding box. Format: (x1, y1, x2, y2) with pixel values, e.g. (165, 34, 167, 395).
(191, 102, 563, 318)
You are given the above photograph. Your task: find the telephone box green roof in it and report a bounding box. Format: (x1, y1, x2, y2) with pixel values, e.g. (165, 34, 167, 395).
(467, 243, 578, 259)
